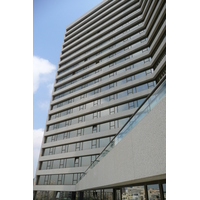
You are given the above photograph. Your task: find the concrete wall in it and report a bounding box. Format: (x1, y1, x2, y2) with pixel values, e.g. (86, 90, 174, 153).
(76, 96, 166, 191)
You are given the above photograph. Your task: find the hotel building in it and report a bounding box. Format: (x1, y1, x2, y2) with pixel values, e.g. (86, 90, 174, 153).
(34, 0, 166, 199)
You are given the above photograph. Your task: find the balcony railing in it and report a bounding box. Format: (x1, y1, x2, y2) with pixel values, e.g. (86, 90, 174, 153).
(79, 75, 166, 181)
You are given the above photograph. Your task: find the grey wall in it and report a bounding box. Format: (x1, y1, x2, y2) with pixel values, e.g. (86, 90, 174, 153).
(76, 96, 166, 191)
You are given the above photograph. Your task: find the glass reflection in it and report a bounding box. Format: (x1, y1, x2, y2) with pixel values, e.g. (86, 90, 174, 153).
(122, 186, 145, 200)
(147, 184, 160, 200)
(162, 184, 166, 200)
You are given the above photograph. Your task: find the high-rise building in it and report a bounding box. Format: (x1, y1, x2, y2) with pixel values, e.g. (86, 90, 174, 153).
(33, 0, 166, 199)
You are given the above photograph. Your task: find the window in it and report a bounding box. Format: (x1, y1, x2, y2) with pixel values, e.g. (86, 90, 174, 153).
(74, 157, 79, 167)
(78, 116, 85, 123)
(109, 94, 115, 101)
(57, 174, 64, 185)
(65, 120, 72, 126)
(128, 102, 134, 109)
(64, 174, 73, 185)
(92, 125, 97, 133)
(109, 83, 114, 89)
(147, 184, 161, 200)
(63, 132, 70, 139)
(126, 76, 132, 83)
(79, 104, 85, 110)
(109, 107, 116, 115)
(77, 129, 83, 136)
(82, 156, 90, 166)
(59, 159, 65, 168)
(66, 158, 74, 168)
(109, 121, 115, 129)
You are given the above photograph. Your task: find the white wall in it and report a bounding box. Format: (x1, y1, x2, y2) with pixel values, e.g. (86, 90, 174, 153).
(76, 97, 166, 191)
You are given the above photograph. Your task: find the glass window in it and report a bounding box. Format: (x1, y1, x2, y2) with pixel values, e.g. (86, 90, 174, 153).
(134, 60, 144, 68)
(101, 85, 109, 92)
(55, 146, 61, 154)
(84, 127, 92, 135)
(119, 118, 129, 127)
(53, 160, 60, 169)
(66, 158, 74, 168)
(59, 121, 65, 128)
(122, 186, 145, 200)
(43, 149, 49, 156)
(68, 143, 75, 152)
(46, 160, 53, 169)
(63, 132, 70, 139)
(82, 156, 91, 166)
(57, 133, 63, 141)
(109, 121, 115, 129)
(50, 175, 58, 185)
(100, 137, 109, 148)
(101, 96, 109, 104)
(85, 114, 93, 121)
(101, 109, 109, 117)
(38, 176, 45, 185)
(137, 84, 148, 93)
(83, 141, 91, 150)
(128, 102, 134, 109)
(59, 159, 66, 168)
(46, 136, 51, 143)
(147, 184, 161, 200)
(117, 78, 126, 86)
(118, 103, 128, 112)
(40, 161, 47, 170)
(135, 71, 145, 79)
(162, 183, 166, 200)
(118, 90, 127, 99)
(138, 98, 145, 107)
(72, 118, 78, 125)
(57, 174, 64, 185)
(70, 130, 77, 138)
(100, 122, 109, 132)
(64, 174, 73, 185)
(92, 125, 97, 133)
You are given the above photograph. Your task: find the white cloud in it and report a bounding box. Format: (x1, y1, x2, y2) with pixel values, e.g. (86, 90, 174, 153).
(33, 128, 44, 178)
(33, 56, 56, 94)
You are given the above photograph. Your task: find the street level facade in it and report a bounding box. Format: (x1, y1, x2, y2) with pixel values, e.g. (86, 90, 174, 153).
(33, 0, 166, 199)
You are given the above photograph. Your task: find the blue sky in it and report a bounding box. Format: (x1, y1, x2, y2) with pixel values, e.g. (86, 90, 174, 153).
(33, 0, 103, 178)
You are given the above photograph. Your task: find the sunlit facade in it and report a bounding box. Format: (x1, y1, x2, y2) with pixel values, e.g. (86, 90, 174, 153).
(33, 0, 166, 199)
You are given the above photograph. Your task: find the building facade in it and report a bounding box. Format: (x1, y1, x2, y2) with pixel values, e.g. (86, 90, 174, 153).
(33, 0, 166, 199)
